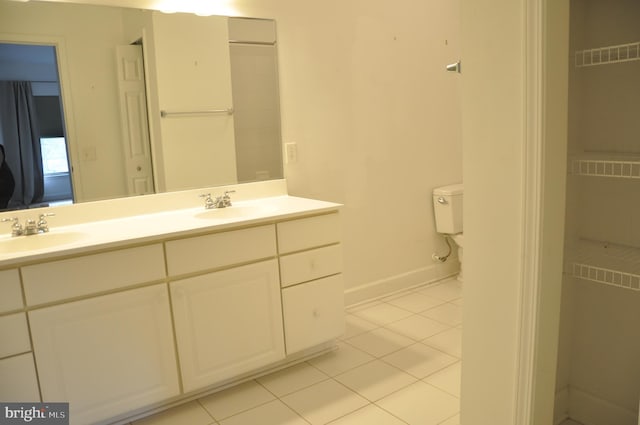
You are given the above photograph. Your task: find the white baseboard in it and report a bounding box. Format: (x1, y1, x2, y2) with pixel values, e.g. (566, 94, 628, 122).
(569, 386, 638, 425)
(554, 386, 570, 425)
(344, 259, 460, 306)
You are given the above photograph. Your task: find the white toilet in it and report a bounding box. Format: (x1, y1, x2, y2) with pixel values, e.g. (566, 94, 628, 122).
(432, 183, 464, 281)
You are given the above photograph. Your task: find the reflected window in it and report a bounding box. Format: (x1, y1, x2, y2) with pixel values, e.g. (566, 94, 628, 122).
(40, 137, 69, 175)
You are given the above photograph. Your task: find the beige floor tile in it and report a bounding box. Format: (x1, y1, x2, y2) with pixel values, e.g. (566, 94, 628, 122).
(132, 401, 215, 425)
(219, 400, 307, 425)
(326, 404, 406, 425)
(384, 314, 450, 341)
(420, 303, 462, 327)
(346, 328, 415, 358)
(439, 413, 460, 425)
(417, 280, 463, 302)
(308, 342, 375, 376)
(257, 362, 329, 397)
(334, 360, 417, 401)
(377, 381, 459, 425)
(199, 380, 275, 421)
(281, 380, 368, 425)
(341, 314, 379, 339)
(351, 303, 413, 326)
(423, 362, 461, 397)
(382, 343, 458, 379)
(384, 292, 445, 313)
(422, 327, 462, 358)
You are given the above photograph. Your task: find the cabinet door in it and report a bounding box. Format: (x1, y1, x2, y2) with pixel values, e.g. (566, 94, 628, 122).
(0, 353, 40, 402)
(171, 260, 285, 393)
(282, 275, 345, 354)
(29, 284, 179, 425)
(0, 313, 31, 358)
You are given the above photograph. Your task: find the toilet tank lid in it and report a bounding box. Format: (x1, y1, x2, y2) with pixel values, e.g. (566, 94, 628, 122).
(433, 183, 463, 196)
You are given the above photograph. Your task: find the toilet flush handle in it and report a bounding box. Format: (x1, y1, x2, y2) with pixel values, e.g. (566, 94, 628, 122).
(437, 197, 448, 205)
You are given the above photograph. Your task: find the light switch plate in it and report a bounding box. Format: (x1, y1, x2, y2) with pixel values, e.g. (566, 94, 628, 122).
(285, 143, 298, 164)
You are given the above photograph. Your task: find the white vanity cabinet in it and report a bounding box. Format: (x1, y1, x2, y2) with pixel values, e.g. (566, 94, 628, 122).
(0, 197, 344, 425)
(277, 213, 345, 354)
(0, 268, 40, 402)
(28, 284, 180, 425)
(166, 225, 284, 393)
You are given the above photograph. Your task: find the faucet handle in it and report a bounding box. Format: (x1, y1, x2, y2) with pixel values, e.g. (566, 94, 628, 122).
(222, 190, 235, 207)
(199, 193, 215, 209)
(1, 217, 23, 237)
(38, 213, 55, 233)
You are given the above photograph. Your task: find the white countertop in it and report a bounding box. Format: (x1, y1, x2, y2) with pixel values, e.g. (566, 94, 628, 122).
(0, 195, 341, 267)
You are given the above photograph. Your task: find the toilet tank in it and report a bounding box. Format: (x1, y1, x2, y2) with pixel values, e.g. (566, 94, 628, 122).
(433, 183, 463, 234)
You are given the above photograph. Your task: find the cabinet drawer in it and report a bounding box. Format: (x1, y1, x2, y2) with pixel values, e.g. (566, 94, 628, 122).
(0, 353, 40, 402)
(282, 275, 344, 354)
(0, 313, 31, 358)
(0, 269, 23, 313)
(166, 225, 276, 276)
(277, 213, 340, 254)
(280, 244, 342, 288)
(22, 244, 165, 306)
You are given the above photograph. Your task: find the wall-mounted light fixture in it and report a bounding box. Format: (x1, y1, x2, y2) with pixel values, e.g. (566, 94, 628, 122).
(153, 0, 238, 17)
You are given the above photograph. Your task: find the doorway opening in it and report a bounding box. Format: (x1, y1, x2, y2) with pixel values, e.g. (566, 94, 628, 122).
(0, 43, 73, 209)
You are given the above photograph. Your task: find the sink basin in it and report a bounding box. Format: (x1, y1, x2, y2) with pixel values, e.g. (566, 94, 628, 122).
(0, 231, 86, 254)
(194, 204, 276, 220)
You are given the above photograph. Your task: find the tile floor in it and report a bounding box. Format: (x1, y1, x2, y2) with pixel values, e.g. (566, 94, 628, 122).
(132, 278, 463, 425)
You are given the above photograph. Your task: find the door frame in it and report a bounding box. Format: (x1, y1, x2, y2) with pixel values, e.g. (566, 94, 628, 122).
(0, 33, 83, 202)
(515, 0, 569, 423)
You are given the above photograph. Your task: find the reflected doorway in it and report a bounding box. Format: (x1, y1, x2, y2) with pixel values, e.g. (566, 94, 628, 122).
(0, 43, 73, 209)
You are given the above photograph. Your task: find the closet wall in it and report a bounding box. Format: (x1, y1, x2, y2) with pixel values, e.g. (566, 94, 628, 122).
(556, 0, 640, 424)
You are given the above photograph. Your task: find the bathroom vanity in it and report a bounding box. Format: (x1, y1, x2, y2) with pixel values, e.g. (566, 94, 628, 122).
(0, 182, 344, 425)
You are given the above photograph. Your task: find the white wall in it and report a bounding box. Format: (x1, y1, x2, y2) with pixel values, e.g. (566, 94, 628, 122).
(459, 0, 524, 422)
(234, 0, 464, 294)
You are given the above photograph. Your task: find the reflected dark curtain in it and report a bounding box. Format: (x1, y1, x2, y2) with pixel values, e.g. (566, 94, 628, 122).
(0, 81, 44, 209)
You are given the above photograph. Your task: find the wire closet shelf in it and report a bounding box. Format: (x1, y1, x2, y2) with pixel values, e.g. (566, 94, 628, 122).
(570, 157, 640, 179)
(570, 239, 640, 292)
(575, 41, 640, 67)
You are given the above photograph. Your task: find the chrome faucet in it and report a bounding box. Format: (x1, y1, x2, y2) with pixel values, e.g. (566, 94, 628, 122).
(1, 217, 23, 237)
(199, 193, 216, 209)
(2, 213, 55, 237)
(221, 190, 235, 207)
(36, 213, 55, 233)
(199, 190, 235, 209)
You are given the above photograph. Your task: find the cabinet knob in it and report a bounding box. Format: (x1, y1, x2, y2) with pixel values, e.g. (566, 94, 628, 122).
(312, 309, 319, 318)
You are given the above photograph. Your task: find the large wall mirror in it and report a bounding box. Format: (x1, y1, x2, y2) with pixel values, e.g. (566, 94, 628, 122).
(0, 0, 283, 212)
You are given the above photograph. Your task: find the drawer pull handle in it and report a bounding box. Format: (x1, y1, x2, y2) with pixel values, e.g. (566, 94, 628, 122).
(313, 309, 319, 317)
